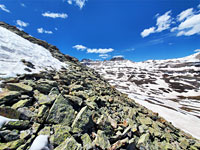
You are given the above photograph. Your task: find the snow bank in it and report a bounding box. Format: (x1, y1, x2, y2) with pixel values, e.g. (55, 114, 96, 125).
(29, 135, 52, 150)
(0, 26, 67, 78)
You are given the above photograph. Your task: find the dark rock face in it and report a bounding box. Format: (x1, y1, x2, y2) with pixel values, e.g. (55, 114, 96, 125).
(110, 56, 125, 61)
(0, 22, 200, 150)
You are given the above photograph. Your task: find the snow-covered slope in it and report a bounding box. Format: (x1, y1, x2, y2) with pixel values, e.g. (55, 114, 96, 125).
(0, 26, 66, 79)
(82, 53, 200, 139)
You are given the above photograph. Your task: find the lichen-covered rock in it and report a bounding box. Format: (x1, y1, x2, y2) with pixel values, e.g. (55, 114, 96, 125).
(4, 120, 30, 130)
(38, 126, 51, 135)
(46, 94, 75, 125)
(54, 137, 82, 150)
(81, 133, 93, 150)
(72, 106, 94, 132)
(94, 130, 111, 150)
(12, 99, 30, 109)
(36, 79, 57, 94)
(34, 90, 56, 105)
(6, 83, 33, 93)
(50, 125, 71, 146)
(0, 139, 24, 150)
(0, 91, 20, 105)
(0, 130, 19, 142)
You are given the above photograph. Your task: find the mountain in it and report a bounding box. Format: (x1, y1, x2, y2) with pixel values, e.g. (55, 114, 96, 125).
(0, 22, 200, 150)
(82, 53, 200, 139)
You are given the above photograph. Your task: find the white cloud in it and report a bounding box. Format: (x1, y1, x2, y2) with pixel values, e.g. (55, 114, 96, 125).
(177, 8, 194, 21)
(99, 54, 110, 59)
(68, 0, 73, 5)
(67, 0, 87, 9)
(141, 10, 172, 37)
(177, 14, 200, 36)
(73, 45, 87, 51)
(198, 4, 200, 9)
(141, 27, 155, 38)
(156, 10, 172, 32)
(194, 49, 200, 52)
(20, 3, 26, 7)
(42, 12, 68, 19)
(73, 45, 114, 54)
(37, 28, 53, 34)
(16, 20, 29, 27)
(87, 48, 114, 54)
(170, 27, 177, 32)
(0, 4, 10, 13)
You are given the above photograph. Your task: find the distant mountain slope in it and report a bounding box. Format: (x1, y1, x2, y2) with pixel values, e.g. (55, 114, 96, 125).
(82, 53, 200, 139)
(0, 22, 200, 150)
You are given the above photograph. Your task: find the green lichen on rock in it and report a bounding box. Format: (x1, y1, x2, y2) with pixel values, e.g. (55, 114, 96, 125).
(4, 120, 30, 130)
(12, 99, 30, 109)
(54, 137, 82, 150)
(50, 125, 71, 146)
(0, 91, 20, 104)
(94, 130, 111, 150)
(81, 133, 93, 150)
(0, 139, 24, 150)
(6, 83, 33, 93)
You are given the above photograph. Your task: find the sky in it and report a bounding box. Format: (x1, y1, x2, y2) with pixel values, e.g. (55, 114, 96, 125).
(0, 0, 200, 62)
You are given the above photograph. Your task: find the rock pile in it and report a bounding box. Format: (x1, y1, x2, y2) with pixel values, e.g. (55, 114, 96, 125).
(0, 22, 200, 150)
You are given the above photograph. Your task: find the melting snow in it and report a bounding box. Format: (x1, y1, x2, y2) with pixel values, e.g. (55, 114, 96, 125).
(0, 26, 67, 78)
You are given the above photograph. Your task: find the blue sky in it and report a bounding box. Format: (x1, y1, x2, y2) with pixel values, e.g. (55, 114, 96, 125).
(0, 0, 200, 62)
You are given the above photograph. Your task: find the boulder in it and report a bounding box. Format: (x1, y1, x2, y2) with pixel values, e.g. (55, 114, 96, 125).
(6, 83, 33, 93)
(46, 94, 75, 125)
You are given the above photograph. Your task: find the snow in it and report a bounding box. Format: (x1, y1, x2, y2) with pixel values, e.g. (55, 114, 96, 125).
(0, 115, 18, 128)
(0, 26, 67, 78)
(29, 135, 52, 150)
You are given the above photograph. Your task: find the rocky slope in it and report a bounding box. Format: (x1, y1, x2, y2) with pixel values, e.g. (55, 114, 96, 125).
(0, 22, 200, 150)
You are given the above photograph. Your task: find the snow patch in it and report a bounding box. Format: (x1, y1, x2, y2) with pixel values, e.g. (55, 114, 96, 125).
(29, 135, 52, 150)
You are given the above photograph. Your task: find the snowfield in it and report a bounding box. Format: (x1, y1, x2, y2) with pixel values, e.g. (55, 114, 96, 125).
(83, 53, 200, 139)
(0, 26, 66, 78)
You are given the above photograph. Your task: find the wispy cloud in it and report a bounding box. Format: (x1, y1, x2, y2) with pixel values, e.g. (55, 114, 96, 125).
(73, 44, 114, 54)
(194, 49, 200, 52)
(20, 3, 26, 7)
(37, 28, 53, 34)
(87, 48, 114, 54)
(141, 4, 200, 37)
(0, 4, 10, 13)
(141, 27, 155, 38)
(67, 0, 88, 9)
(141, 11, 172, 37)
(156, 10, 172, 32)
(16, 20, 29, 27)
(177, 8, 194, 22)
(73, 45, 87, 51)
(42, 12, 68, 19)
(99, 54, 110, 59)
